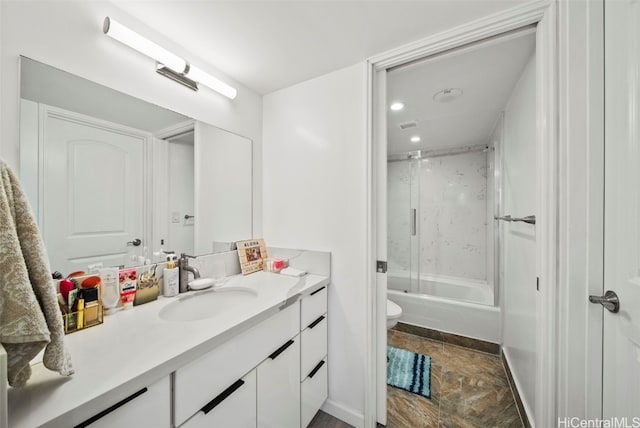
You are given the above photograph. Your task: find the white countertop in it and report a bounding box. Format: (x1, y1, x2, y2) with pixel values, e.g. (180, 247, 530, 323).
(8, 271, 328, 428)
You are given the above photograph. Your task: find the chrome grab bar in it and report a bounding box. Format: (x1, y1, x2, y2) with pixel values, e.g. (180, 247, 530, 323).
(494, 214, 536, 225)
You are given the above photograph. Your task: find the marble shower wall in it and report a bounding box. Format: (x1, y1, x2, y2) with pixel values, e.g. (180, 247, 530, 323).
(388, 150, 488, 282)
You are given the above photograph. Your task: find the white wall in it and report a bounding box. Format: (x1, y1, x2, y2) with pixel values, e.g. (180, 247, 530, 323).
(501, 54, 537, 423)
(0, 0, 263, 235)
(262, 63, 367, 426)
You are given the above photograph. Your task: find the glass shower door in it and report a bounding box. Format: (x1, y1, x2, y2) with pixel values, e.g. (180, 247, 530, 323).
(408, 158, 420, 294)
(387, 157, 420, 294)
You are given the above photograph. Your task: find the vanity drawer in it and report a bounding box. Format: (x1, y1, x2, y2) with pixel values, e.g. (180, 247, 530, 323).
(77, 375, 170, 428)
(174, 303, 299, 427)
(301, 286, 327, 329)
(301, 315, 327, 379)
(301, 359, 328, 428)
(181, 370, 256, 428)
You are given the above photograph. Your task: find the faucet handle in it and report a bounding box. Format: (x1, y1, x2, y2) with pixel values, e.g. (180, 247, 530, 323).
(180, 253, 197, 259)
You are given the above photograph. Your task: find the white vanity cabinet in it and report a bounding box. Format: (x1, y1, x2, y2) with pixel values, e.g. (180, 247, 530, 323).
(173, 285, 328, 428)
(75, 375, 170, 428)
(300, 286, 328, 427)
(257, 335, 301, 428)
(180, 370, 256, 428)
(7, 270, 332, 428)
(173, 302, 300, 427)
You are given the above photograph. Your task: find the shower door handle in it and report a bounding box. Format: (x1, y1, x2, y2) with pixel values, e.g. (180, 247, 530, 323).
(410, 208, 417, 236)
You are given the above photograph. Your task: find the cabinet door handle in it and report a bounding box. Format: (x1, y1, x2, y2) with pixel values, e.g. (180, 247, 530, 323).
(308, 360, 326, 379)
(308, 315, 325, 329)
(201, 379, 245, 415)
(310, 286, 326, 296)
(74, 387, 148, 427)
(269, 339, 295, 360)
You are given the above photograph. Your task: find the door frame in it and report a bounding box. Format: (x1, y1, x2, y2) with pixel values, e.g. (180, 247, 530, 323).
(556, 0, 604, 421)
(364, 1, 559, 426)
(152, 120, 196, 255)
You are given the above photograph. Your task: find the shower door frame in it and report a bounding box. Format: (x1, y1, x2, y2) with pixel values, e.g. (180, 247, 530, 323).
(364, 1, 559, 427)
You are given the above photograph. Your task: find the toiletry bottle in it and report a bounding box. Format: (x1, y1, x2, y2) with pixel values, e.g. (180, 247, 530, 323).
(99, 267, 120, 314)
(76, 291, 85, 329)
(163, 255, 179, 297)
(119, 268, 137, 309)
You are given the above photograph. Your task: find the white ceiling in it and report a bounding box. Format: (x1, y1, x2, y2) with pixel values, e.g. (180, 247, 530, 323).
(111, 0, 527, 95)
(386, 29, 535, 155)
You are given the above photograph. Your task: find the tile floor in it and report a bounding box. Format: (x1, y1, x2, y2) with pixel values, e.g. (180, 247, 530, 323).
(387, 328, 522, 427)
(309, 328, 523, 428)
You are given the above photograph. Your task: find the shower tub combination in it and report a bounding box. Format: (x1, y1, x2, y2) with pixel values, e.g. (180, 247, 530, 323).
(386, 145, 502, 343)
(388, 272, 500, 343)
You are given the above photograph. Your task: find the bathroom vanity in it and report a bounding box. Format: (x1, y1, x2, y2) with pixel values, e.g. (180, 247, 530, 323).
(7, 267, 329, 428)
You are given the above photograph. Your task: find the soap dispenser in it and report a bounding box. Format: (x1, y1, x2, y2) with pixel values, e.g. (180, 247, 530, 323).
(163, 254, 179, 297)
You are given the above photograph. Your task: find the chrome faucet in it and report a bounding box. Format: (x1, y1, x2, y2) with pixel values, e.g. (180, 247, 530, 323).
(179, 253, 201, 293)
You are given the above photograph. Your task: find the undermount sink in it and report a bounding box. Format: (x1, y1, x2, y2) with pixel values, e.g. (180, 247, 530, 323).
(159, 287, 258, 322)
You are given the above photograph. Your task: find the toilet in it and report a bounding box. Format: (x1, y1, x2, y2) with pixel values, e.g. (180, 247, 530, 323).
(386, 299, 402, 329)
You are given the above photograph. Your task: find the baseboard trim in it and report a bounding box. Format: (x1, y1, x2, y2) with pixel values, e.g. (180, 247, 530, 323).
(501, 348, 533, 428)
(321, 398, 364, 428)
(394, 322, 501, 354)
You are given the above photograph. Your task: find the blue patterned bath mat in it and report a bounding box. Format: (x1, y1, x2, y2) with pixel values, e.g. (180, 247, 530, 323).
(387, 346, 431, 399)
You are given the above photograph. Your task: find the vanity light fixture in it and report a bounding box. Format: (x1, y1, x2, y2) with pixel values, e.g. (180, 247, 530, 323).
(103, 17, 237, 99)
(410, 136, 421, 143)
(390, 102, 405, 111)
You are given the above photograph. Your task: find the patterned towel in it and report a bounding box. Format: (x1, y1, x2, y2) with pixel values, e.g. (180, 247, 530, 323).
(0, 159, 73, 386)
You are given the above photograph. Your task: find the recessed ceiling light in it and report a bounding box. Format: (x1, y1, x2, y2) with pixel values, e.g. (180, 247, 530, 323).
(390, 102, 404, 111)
(433, 88, 463, 103)
(410, 136, 421, 143)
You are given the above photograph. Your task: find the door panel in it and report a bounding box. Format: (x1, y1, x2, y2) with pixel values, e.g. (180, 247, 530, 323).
(603, 0, 640, 419)
(43, 107, 146, 273)
(257, 336, 300, 428)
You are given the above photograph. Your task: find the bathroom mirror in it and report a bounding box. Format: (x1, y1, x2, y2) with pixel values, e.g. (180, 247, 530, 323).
(19, 56, 253, 274)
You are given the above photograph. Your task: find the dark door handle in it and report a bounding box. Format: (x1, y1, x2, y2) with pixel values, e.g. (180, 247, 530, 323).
(127, 238, 142, 247)
(201, 379, 245, 415)
(310, 286, 326, 296)
(308, 360, 326, 379)
(74, 387, 147, 427)
(308, 315, 325, 329)
(269, 339, 295, 360)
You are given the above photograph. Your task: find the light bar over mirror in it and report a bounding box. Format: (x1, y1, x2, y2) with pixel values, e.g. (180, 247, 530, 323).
(103, 16, 237, 99)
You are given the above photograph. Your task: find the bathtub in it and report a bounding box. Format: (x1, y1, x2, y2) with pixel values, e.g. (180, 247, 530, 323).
(387, 273, 501, 343)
